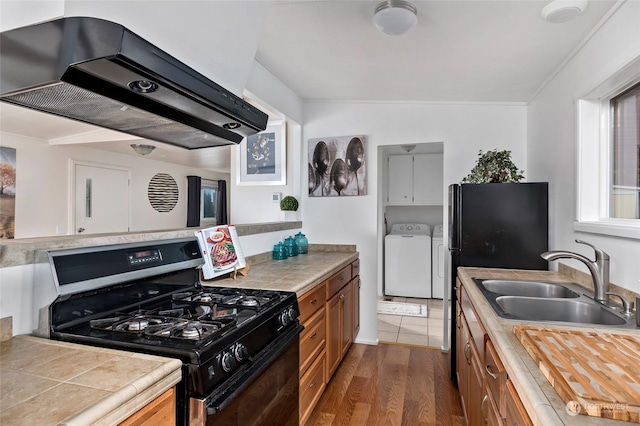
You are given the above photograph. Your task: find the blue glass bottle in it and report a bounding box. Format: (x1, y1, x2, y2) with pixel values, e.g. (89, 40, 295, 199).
(284, 236, 298, 256)
(295, 232, 308, 254)
(272, 242, 286, 260)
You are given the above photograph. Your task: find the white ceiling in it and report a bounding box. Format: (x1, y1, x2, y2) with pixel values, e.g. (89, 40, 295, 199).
(257, 0, 617, 102)
(0, 0, 618, 172)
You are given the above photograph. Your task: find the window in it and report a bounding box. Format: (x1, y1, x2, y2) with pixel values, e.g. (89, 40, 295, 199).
(610, 82, 640, 219)
(200, 180, 218, 224)
(576, 56, 640, 239)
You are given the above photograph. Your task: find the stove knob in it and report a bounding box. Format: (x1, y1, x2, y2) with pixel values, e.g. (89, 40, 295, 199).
(288, 306, 299, 321)
(280, 310, 291, 327)
(220, 351, 236, 373)
(233, 343, 248, 363)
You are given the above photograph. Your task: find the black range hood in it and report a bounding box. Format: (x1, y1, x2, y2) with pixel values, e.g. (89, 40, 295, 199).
(0, 17, 267, 149)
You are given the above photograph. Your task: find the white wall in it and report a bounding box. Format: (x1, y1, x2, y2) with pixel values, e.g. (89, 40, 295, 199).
(230, 122, 303, 224)
(1, 132, 227, 239)
(302, 101, 527, 345)
(527, 0, 640, 294)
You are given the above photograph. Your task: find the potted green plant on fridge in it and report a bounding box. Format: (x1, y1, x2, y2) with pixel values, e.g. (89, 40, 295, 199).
(462, 149, 524, 183)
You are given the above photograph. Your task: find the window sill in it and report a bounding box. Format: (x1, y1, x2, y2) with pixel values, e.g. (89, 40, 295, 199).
(573, 221, 640, 240)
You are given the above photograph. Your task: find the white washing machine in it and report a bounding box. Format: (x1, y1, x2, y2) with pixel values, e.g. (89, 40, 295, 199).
(432, 224, 445, 299)
(384, 223, 431, 298)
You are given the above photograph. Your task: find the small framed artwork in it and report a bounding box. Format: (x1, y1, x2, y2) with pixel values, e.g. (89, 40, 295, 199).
(237, 120, 286, 186)
(308, 135, 366, 197)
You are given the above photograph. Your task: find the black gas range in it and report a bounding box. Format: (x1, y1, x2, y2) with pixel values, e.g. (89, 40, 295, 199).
(34, 238, 302, 425)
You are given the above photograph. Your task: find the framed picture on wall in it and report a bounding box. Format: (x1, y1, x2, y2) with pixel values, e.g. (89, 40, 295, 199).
(308, 135, 366, 197)
(237, 120, 286, 186)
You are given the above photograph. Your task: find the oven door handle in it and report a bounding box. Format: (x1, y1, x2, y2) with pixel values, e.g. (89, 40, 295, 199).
(198, 323, 303, 416)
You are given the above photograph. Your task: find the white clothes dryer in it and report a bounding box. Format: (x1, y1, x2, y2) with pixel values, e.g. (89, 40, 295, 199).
(384, 223, 432, 298)
(432, 224, 445, 299)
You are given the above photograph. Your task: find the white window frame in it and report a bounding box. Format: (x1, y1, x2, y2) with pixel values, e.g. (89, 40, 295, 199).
(576, 55, 640, 240)
(200, 180, 218, 225)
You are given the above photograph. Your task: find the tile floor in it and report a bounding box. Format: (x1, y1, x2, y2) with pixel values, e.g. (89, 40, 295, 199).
(377, 297, 445, 348)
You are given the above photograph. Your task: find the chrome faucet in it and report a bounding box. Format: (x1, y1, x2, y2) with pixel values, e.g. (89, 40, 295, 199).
(541, 239, 610, 302)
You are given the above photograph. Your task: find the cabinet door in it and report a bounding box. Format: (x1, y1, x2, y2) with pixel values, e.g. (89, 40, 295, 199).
(456, 305, 470, 421)
(413, 153, 443, 205)
(341, 283, 353, 357)
(352, 277, 360, 338)
(468, 354, 484, 426)
(387, 155, 413, 204)
(505, 380, 533, 426)
(326, 293, 342, 378)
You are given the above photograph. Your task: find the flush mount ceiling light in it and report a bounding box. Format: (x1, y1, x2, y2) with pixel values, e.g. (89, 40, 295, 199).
(541, 0, 588, 23)
(373, 0, 417, 36)
(130, 143, 156, 155)
(401, 144, 416, 153)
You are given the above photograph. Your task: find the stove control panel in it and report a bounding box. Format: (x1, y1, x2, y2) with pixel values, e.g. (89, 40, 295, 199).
(127, 248, 162, 266)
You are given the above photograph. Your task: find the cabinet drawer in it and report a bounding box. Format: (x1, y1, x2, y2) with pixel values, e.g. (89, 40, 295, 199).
(300, 350, 327, 425)
(300, 309, 326, 376)
(298, 283, 326, 324)
(485, 340, 506, 414)
(460, 284, 486, 361)
(351, 259, 360, 279)
(327, 266, 351, 298)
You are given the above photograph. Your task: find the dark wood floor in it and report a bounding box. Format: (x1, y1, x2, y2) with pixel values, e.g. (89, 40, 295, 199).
(307, 343, 464, 426)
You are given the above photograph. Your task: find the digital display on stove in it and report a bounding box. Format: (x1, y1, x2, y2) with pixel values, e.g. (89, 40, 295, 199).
(127, 248, 161, 266)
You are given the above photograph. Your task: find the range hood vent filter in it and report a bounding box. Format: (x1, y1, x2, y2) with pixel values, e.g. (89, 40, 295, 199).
(0, 17, 268, 149)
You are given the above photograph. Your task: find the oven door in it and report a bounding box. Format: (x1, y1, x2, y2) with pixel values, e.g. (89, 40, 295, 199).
(189, 324, 302, 426)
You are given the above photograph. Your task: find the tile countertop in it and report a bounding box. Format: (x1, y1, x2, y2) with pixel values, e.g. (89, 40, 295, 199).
(200, 251, 359, 296)
(0, 250, 357, 426)
(0, 335, 182, 426)
(458, 267, 639, 426)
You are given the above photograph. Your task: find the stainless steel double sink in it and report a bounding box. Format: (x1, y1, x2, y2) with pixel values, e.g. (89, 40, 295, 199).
(473, 279, 636, 328)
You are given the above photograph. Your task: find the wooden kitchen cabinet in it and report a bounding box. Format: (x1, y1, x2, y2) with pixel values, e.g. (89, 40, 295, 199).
(299, 308, 326, 375)
(298, 281, 328, 426)
(387, 154, 443, 205)
(457, 281, 487, 425)
(457, 299, 485, 425)
(505, 380, 533, 426)
(300, 350, 327, 425)
(118, 387, 175, 426)
(352, 276, 360, 338)
(456, 278, 532, 426)
(326, 282, 354, 377)
(298, 257, 360, 425)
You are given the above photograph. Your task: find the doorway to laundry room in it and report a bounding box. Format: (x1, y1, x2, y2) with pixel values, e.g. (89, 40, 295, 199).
(377, 141, 444, 348)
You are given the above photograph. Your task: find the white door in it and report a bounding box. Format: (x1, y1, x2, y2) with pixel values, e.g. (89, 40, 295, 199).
(75, 164, 130, 234)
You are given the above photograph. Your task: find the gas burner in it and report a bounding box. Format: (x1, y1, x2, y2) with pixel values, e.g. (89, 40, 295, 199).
(126, 319, 149, 331)
(240, 297, 260, 307)
(182, 325, 204, 339)
(198, 294, 213, 303)
(91, 315, 170, 334)
(170, 321, 220, 340)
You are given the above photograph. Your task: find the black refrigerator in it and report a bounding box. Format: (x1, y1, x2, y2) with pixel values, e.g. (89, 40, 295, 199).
(448, 183, 548, 382)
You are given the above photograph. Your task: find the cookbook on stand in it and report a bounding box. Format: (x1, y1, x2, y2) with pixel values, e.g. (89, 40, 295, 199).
(195, 225, 246, 280)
